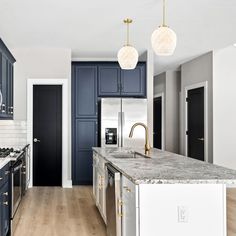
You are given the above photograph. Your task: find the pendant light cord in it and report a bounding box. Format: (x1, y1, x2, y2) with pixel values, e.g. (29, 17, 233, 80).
(127, 21, 130, 46)
(163, 0, 166, 26)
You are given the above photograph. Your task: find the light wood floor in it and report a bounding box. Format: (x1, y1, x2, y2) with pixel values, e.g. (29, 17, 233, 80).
(13, 187, 236, 236)
(227, 188, 236, 236)
(13, 187, 106, 236)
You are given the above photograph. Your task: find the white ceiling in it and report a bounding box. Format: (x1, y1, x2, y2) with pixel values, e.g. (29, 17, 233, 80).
(0, 0, 236, 75)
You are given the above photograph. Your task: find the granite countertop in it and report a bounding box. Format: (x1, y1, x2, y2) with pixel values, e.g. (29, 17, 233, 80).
(0, 144, 30, 169)
(93, 147, 236, 185)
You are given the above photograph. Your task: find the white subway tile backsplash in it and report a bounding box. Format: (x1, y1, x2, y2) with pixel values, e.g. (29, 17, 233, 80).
(0, 120, 27, 148)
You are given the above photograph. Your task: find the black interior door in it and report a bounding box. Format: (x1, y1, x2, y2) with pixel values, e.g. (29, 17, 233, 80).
(187, 87, 204, 161)
(153, 97, 162, 149)
(33, 85, 62, 186)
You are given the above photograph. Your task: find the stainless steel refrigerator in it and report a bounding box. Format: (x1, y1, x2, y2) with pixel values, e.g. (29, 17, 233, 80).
(101, 98, 147, 148)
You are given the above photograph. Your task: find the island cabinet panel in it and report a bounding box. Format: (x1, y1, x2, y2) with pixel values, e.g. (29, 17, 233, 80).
(93, 153, 107, 223)
(122, 176, 139, 236)
(139, 184, 226, 236)
(120, 63, 146, 97)
(0, 39, 15, 120)
(98, 65, 121, 97)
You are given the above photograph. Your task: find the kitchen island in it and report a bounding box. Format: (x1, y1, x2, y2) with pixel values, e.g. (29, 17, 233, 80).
(93, 147, 236, 236)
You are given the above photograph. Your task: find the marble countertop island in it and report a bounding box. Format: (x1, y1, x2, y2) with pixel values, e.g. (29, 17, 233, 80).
(93, 147, 236, 185)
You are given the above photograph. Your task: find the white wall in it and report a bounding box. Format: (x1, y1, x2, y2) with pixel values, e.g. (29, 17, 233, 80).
(180, 52, 213, 162)
(11, 48, 72, 184)
(12, 48, 71, 120)
(213, 46, 236, 170)
(165, 71, 181, 153)
(140, 49, 154, 147)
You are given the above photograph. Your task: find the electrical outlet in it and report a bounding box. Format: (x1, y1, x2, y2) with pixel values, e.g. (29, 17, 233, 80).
(178, 206, 189, 223)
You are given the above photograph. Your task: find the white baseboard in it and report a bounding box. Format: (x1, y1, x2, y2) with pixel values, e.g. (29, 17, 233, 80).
(28, 180, 73, 188)
(62, 179, 73, 188)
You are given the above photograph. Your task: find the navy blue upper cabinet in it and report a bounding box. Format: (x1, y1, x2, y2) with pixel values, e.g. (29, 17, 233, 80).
(98, 64, 121, 96)
(0, 38, 16, 120)
(0, 54, 8, 114)
(73, 65, 97, 118)
(98, 62, 146, 98)
(121, 63, 146, 97)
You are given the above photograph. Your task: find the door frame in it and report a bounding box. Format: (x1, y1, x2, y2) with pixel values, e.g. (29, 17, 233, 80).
(184, 81, 208, 162)
(154, 93, 165, 150)
(27, 79, 72, 188)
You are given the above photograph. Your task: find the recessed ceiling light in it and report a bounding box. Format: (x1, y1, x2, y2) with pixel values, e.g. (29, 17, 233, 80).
(234, 43, 236, 47)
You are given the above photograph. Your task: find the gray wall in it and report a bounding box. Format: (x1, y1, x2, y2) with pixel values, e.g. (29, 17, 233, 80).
(165, 71, 181, 154)
(154, 71, 181, 154)
(213, 46, 236, 169)
(180, 52, 213, 163)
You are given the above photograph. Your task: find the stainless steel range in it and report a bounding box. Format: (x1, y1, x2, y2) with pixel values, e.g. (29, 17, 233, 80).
(0, 148, 14, 158)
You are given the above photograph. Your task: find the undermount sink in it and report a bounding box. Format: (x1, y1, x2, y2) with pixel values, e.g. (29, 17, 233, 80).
(111, 151, 143, 159)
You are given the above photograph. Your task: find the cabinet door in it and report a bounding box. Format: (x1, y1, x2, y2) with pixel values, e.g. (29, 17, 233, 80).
(0, 54, 8, 115)
(98, 65, 121, 96)
(1, 181, 10, 236)
(122, 177, 138, 236)
(122, 194, 137, 236)
(74, 65, 97, 118)
(7, 62, 13, 117)
(97, 167, 106, 222)
(93, 153, 99, 202)
(73, 119, 97, 185)
(121, 63, 146, 97)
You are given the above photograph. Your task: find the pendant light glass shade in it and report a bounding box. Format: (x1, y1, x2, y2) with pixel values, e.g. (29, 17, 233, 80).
(151, 26, 177, 56)
(118, 18, 138, 70)
(151, 0, 177, 56)
(118, 45, 138, 70)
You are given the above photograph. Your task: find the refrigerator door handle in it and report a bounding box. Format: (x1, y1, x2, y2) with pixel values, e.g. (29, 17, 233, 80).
(122, 112, 125, 127)
(118, 112, 121, 147)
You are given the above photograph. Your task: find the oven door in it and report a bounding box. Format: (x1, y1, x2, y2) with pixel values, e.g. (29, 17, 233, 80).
(11, 160, 23, 218)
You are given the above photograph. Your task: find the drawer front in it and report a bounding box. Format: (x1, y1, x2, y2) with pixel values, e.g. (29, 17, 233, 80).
(122, 175, 138, 207)
(122, 176, 136, 194)
(0, 163, 10, 188)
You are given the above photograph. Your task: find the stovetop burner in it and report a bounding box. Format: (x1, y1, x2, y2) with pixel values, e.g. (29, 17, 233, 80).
(0, 148, 14, 158)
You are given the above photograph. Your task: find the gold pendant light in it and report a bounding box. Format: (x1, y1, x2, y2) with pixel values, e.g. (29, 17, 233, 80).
(151, 0, 177, 56)
(118, 18, 139, 70)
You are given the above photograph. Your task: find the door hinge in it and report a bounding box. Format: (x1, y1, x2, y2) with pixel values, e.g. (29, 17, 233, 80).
(186, 97, 190, 102)
(186, 130, 189, 135)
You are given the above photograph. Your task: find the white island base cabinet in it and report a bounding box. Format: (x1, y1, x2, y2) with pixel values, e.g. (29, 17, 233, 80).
(121, 177, 226, 236)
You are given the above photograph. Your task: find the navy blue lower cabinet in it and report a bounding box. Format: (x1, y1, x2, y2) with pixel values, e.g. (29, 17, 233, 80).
(1, 182, 10, 236)
(0, 163, 10, 236)
(73, 119, 98, 185)
(121, 63, 146, 97)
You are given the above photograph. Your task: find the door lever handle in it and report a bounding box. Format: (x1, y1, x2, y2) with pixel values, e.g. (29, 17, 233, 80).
(197, 137, 204, 141)
(33, 138, 41, 143)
